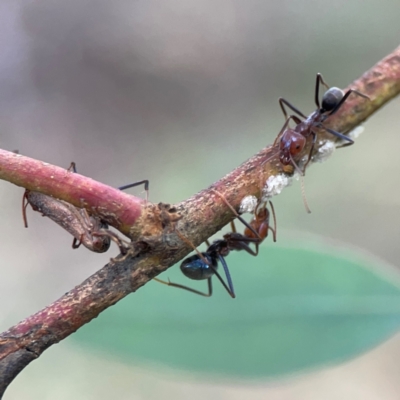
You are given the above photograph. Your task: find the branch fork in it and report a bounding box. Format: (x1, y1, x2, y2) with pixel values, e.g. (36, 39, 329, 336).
(0, 45, 400, 396)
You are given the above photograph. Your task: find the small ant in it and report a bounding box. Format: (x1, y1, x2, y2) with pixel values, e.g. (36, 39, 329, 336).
(22, 190, 115, 253)
(154, 195, 276, 298)
(275, 73, 369, 174)
(262, 73, 369, 213)
(22, 162, 149, 254)
(244, 200, 277, 252)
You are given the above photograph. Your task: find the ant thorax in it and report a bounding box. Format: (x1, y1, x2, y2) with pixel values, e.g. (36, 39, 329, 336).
(302, 111, 319, 129)
(209, 240, 230, 257)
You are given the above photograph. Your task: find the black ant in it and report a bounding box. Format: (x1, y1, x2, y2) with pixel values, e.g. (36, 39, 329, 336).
(275, 73, 369, 174)
(154, 195, 276, 298)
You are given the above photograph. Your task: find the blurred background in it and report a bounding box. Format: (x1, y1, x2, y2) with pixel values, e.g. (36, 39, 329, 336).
(1, 0, 400, 399)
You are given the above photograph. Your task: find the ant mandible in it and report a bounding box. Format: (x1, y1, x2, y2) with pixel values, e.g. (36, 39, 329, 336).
(154, 195, 277, 298)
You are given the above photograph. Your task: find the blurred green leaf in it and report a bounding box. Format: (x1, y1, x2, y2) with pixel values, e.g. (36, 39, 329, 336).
(73, 241, 400, 378)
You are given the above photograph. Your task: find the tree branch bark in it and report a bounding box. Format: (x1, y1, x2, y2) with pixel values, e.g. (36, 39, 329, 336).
(0, 45, 400, 397)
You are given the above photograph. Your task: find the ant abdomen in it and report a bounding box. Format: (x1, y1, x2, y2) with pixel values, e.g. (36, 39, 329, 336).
(320, 87, 344, 113)
(180, 253, 217, 280)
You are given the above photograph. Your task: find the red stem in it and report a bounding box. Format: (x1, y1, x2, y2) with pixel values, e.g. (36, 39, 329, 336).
(0, 150, 144, 236)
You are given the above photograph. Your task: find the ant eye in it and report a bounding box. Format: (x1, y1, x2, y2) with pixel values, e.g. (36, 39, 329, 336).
(321, 87, 344, 112)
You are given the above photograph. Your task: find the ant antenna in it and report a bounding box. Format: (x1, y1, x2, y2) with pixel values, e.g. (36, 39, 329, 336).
(287, 152, 311, 213)
(211, 189, 261, 240)
(261, 147, 281, 167)
(300, 175, 311, 214)
(289, 152, 304, 177)
(174, 228, 211, 267)
(268, 201, 278, 241)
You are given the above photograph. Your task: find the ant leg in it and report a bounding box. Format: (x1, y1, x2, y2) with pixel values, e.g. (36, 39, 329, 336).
(317, 73, 330, 90)
(69, 161, 150, 201)
(319, 124, 354, 145)
(70, 161, 150, 200)
(72, 236, 83, 249)
(327, 89, 369, 117)
(22, 190, 30, 228)
(315, 73, 330, 109)
(213, 254, 235, 298)
(279, 98, 307, 120)
(273, 116, 293, 145)
(118, 180, 149, 202)
(118, 180, 149, 191)
(273, 115, 302, 146)
(153, 276, 213, 297)
(225, 237, 260, 256)
(67, 162, 86, 249)
(303, 131, 317, 171)
(336, 141, 354, 149)
(174, 229, 212, 267)
(93, 230, 130, 255)
(68, 162, 77, 173)
(211, 189, 260, 240)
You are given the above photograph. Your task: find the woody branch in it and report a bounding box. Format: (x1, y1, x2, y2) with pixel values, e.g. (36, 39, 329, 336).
(0, 46, 399, 397)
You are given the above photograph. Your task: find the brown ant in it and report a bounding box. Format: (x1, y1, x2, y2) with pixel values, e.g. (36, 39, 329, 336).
(22, 162, 149, 254)
(22, 190, 134, 254)
(275, 73, 369, 174)
(262, 73, 368, 213)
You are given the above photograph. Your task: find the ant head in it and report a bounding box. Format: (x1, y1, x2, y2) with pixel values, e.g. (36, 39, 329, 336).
(279, 130, 306, 165)
(320, 87, 344, 113)
(91, 235, 111, 252)
(255, 202, 268, 220)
